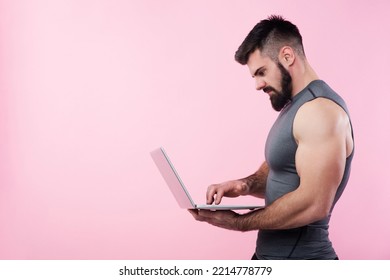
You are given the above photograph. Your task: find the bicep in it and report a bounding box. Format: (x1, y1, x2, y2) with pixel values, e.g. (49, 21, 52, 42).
(294, 99, 348, 214)
(296, 135, 346, 210)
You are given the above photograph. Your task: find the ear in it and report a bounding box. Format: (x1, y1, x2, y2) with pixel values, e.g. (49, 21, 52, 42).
(278, 46, 295, 67)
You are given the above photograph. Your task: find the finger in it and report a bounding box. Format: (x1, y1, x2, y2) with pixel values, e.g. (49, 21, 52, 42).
(206, 185, 217, 204)
(214, 188, 225, 205)
(188, 209, 198, 218)
(188, 209, 201, 221)
(197, 209, 218, 218)
(188, 209, 211, 222)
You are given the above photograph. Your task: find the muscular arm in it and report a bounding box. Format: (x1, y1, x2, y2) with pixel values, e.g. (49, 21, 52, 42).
(235, 98, 352, 230)
(192, 98, 353, 231)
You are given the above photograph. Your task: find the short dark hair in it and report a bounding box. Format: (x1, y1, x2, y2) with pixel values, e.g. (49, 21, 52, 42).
(235, 15, 305, 65)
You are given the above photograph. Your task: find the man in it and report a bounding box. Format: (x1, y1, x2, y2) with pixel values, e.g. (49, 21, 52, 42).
(189, 15, 354, 260)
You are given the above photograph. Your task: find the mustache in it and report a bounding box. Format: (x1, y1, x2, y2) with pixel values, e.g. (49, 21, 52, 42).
(263, 86, 277, 93)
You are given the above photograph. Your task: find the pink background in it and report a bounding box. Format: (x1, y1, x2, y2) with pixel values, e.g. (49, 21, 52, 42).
(0, 0, 389, 259)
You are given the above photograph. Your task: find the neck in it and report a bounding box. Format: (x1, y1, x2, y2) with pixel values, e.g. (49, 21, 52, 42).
(290, 58, 319, 97)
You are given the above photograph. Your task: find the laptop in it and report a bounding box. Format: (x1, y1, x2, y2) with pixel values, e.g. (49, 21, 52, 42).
(150, 147, 264, 210)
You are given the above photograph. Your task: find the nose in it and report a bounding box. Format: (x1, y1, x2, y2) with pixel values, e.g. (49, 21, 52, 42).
(255, 77, 266, 91)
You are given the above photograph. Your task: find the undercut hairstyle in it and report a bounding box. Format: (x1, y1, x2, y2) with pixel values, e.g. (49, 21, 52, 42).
(235, 15, 305, 65)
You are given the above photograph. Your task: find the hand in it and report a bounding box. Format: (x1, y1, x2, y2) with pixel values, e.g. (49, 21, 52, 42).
(206, 180, 249, 205)
(188, 209, 242, 231)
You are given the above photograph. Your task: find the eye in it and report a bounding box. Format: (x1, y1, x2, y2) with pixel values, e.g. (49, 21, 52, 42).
(255, 69, 266, 77)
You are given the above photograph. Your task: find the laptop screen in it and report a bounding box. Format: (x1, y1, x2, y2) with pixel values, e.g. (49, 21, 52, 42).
(150, 147, 194, 208)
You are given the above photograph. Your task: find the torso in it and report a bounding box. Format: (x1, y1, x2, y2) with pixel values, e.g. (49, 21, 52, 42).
(257, 80, 354, 259)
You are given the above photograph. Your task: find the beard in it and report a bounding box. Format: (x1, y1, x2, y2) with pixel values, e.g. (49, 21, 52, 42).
(265, 62, 293, 111)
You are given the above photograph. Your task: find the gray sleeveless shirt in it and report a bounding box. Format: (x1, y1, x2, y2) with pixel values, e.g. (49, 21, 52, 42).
(256, 80, 354, 259)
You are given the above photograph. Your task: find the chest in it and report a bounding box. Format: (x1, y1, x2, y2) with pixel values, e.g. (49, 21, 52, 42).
(265, 105, 298, 173)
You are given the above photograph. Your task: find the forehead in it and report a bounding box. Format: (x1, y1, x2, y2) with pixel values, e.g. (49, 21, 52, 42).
(247, 49, 274, 75)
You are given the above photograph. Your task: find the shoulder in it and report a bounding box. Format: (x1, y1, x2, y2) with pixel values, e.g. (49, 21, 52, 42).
(293, 97, 350, 142)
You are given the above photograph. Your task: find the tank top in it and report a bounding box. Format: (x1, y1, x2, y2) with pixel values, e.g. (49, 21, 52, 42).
(256, 80, 354, 259)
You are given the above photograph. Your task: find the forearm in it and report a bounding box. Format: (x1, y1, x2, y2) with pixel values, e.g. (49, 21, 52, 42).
(240, 161, 268, 198)
(235, 187, 327, 231)
(190, 189, 323, 233)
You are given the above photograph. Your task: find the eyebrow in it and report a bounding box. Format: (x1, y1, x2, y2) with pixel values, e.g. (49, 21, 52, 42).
(252, 66, 266, 78)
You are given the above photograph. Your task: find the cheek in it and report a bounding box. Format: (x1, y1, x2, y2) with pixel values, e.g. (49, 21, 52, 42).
(270, 75, 282, 89)
(268, 67, 282, 85)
